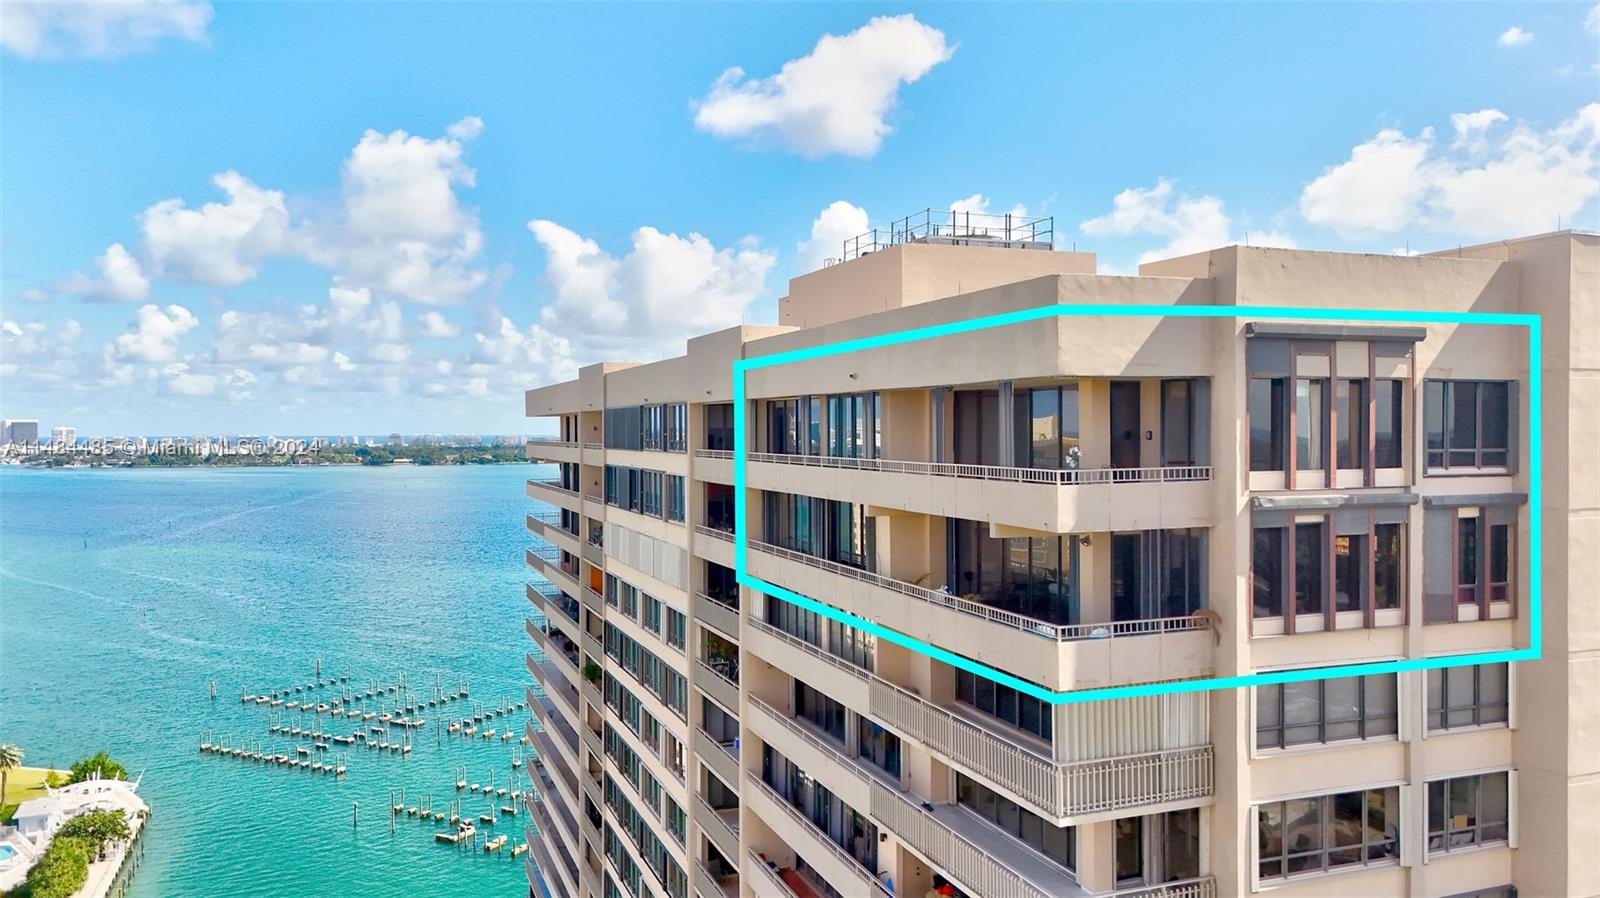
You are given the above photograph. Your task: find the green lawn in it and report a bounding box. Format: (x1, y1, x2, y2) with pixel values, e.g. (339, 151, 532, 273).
(0, 766, 65, 823)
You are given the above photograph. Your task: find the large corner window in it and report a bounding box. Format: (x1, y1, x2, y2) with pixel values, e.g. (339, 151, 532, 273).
(946, 518, 1079, 625)
(1015, 384, 1082, 469)
(760, 490, 873, 570)
(1256, 787, 1399, 883)
(1424, 380, 1511, 472)
(704, 404, 734, 451)
(955, 666, 1052, 742)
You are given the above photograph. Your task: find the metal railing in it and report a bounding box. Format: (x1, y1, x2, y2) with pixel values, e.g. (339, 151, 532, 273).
(843, 209, 1054, 261)
(748, 696, 870, 792)
(695, 448, 735, 460)
(695, 795, 741, 855)
(695, 524, 735, 543)
(1112, 878, 1217, 898)
(745, 451, 1211, 486)
(747, 618, 869, 685)
(750, 540, 1210, 642)
(694, 592, 740, 638)
(527, 438, 578, 449)
(745, 772, 892, 898)
(870, 779, 1059, 898)
(745, 849, 800, 898)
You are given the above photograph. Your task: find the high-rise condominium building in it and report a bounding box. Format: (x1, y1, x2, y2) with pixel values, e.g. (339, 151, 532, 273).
(2, 419, 39, 446)
(521, 211, 1596, 898)
(51, 425, 76, 448)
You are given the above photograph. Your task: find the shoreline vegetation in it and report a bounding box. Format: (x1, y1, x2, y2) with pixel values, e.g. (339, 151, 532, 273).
(6, 445, 533, 469)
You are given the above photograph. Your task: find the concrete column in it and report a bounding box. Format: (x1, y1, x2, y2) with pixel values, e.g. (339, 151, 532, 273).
(1074, 820, 1117, 893)
(998, 381, 1015, 465)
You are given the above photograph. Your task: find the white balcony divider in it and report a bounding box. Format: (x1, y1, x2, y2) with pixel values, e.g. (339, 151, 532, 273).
(745, 451, 1210, 485)
(745, 772, 892, 898)
(869, 779, 1058, 898)
(751, 540, 1209, 642)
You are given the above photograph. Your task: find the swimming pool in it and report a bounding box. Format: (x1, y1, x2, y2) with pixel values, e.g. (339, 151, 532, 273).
(0, 844, 18, 863)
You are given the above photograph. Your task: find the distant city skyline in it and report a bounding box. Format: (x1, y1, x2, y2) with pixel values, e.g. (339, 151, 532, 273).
(4, 3, 1596, 434)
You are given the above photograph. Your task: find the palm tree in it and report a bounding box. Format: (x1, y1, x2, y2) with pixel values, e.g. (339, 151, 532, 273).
(0, 743, 22, 809)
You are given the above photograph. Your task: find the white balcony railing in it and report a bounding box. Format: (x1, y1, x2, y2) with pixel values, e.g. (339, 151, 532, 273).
(745, 772, 891, 898)
(751, 540, 1210, 643)
(528, 438, 578, 448)
(870, 779, 1059, 898)
(695, 448, 735, 460)
(695, 524, 735, 543)
(745, 451, 1210, 486)
(749, 618, 1212, 820)
(745, 849, 799, 898)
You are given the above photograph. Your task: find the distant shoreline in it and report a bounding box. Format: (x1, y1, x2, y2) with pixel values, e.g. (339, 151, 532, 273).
(2, 445, 537, 470)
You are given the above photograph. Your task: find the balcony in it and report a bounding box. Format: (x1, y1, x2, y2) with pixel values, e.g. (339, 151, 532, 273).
(693, 727, 739, 795)
(695, 660, 740, 712)
(526, 547, 583, 598)
(528, 511, 583, 556)
(744, 618, 1211, 822)
(748, 541, 1214, 691)
(527, 437, 581, 463)
(694, 524, 736, 567)
(694, 795, 740, 864)
(744, 771, 890, 898)
(693, 592, 740, 639)
(526, 476, 583, 512)
(696, 861, 740, 898)
(694, 448, 735, 484)
(745, 452, 1213, 534)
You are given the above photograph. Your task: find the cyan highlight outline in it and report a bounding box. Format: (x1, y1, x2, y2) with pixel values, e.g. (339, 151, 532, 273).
(732, 303, 1542, 706)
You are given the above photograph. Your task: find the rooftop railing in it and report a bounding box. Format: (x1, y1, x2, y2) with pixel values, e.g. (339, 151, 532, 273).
(841, 209, 1054, 262)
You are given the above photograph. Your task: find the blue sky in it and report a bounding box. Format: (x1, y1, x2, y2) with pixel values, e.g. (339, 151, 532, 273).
(2, 2, 1596, 436)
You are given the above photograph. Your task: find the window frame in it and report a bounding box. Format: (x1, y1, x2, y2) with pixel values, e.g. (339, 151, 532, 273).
(1423, 380, 1513, 474)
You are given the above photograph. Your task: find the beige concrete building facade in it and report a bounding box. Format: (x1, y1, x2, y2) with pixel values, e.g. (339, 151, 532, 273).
(520, 213, 1597, 898)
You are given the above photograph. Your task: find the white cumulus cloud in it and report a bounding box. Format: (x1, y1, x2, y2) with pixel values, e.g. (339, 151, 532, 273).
(140, 171, 292, 286)
(1496, 26, 1533, 47)
(529, 219, 775, 357)
(1081, 178, 1295, 265)
(693, 15, 953, 158)
(57, 243, 150, 302)
(1299, 104, 1600, 239)
(112, 304, 199, 363)
(795, 201, 869, 273)
(0, 0, 212, 59)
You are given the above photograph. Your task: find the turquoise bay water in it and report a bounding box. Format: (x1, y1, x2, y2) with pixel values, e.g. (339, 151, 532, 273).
(0, 464, 550, 897)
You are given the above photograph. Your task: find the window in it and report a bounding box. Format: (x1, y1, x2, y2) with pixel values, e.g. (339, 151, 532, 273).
(1374, 380, 1403, 468)
(1427, 663, 1509, 732)
(642, 595, 661, 635)
(956, 667, 1052, 742)
(705, 404, 734, 451)
(857, 718, 900, 777)
(665, 608, 686, 651)
(1249, 377, 1288, 471)
(1425, 381, 1511, 470)
(705, 484, 734, 532)
(664, 403, 686, 452)
(1336, 379, 1364, 469)
(1455, 513, 1514, 615)
(665, 474, 685, 522)
(1257, 787, 1399, 882)
(1295, 522, 1324, 616)
(1334, 533, 1366, 612)
(1161, 379, 1194, 466)
(1373, 523, 1403, 611)
(1253, 528, 1285, 619)
(1014, 384, 1081, 469)
(957, 774, 1075, 872)
(794, 680, 846, 741)
(1428, 772, 1510, 854)
(1295, 378, 1326, 472)
(826, 392, 880, 458)
(1256, 675, 1397, 750)
(762, 490, 874, 570)
(946, 518, 1079, 625)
